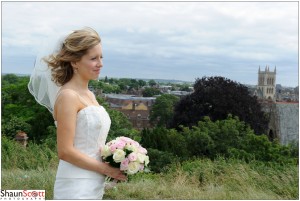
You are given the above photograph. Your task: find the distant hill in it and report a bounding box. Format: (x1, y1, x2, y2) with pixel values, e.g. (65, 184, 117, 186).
(99, 76, 194, 84)
(136, 78, 193, 84)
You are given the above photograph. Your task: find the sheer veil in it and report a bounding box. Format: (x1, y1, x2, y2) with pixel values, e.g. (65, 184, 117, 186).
(27, 33, 69, 117)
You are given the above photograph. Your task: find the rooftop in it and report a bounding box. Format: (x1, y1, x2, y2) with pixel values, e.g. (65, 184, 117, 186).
(104, 94, 156, 100)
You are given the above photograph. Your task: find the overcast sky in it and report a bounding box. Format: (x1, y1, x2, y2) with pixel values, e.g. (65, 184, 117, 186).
(2, 1, 298, 87)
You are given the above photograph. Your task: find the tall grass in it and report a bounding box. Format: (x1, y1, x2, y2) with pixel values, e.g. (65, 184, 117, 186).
(104, 158, 298, 199)
(1, 136, 58, 170)
(2, 158, 297, 200)
(1, 169, 56, 200)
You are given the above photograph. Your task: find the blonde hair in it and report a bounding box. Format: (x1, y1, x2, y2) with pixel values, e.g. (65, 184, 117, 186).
(44, 27, 101, 86)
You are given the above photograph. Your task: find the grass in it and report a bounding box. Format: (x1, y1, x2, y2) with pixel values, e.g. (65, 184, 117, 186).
(1, 168, 56, 200)
(104, 158, 298, 199)
(2, 158, 298, 200)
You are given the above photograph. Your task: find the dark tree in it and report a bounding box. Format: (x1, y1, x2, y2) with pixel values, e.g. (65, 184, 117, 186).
(170, 76, 268, 135)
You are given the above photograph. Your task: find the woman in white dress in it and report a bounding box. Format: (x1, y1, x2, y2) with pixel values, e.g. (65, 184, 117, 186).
(28, 27, 127, 199)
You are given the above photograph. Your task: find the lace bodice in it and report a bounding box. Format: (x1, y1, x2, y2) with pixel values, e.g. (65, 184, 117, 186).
(55, 105, 111, 178)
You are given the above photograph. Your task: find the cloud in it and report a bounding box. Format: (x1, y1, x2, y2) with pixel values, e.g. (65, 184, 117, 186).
(2, 1, 298, 87)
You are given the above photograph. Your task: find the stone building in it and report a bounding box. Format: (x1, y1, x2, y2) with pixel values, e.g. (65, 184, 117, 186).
(252, 66, 299, 145)
(254, 65, 276, 101)
(265, 102, 299, 145)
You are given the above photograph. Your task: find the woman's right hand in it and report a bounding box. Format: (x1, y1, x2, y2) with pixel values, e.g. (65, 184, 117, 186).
(102, 163, 127, 181)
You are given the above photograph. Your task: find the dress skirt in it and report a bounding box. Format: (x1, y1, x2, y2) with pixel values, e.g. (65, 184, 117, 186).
(54, 178, 105, 200)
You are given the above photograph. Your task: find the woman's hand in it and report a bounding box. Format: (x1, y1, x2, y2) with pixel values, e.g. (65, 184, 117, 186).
(102, 163, 127, 181)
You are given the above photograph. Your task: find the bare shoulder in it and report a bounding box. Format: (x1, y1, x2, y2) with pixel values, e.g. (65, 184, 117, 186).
(54, 89, 81, 117)
(56, 89, 79, 102)
(88, 90, 96, 98)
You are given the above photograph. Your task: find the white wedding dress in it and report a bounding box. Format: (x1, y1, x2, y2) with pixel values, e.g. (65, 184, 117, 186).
(53, 104, 111, 199)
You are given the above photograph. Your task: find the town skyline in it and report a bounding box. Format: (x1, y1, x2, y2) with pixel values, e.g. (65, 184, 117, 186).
(2, 1, 298, 87)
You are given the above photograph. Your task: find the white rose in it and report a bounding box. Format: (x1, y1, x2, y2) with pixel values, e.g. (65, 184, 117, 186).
(136, 153, 145, 163)
(144, 155, 150, 166)
(127, 161, 140, 175)
(113, 149, 126, 163)
(101, 145, 112, 158)
(125, 144, 137, 152)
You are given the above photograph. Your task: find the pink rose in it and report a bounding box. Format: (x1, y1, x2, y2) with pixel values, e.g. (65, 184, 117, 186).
(116, 141, 126, 149)
(109, 144, 117, 153)
(131, 141, 140, 147)
(120, 158, 129, 171)
(138, 147, 147, 154)
(128, 152, 138, 162)
(139, 164, 145, 171)
(119, 136, 133, 143)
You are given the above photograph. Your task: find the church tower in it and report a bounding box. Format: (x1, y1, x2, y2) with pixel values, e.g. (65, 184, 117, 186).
(257, 65, 276, 101)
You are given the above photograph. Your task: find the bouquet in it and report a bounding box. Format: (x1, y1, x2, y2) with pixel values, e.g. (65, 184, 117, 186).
(100, 136, 149, 175)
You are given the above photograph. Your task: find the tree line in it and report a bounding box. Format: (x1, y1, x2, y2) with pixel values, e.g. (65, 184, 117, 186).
(2, 74, 298, 173)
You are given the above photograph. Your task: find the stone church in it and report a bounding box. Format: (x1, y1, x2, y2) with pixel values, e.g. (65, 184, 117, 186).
(254, 65, 276, 101)
(254, 66, 298, 145)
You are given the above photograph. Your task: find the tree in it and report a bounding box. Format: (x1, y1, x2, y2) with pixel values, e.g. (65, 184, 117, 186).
(129, 79, 139, 90)
(2, 74, 19, 85)
(89, 80, 121, 94)
(170, 76, 268, 135)
(179, 84, 193, 92)
(148, 79, 157, 87)
(142, 87, 161, 97)
(2, 75, 56, 143)
(104, 76, 108, 83)
(150, 94, 179, 127)
(138, 79, 147, 88)
(2, 116, 32, 139)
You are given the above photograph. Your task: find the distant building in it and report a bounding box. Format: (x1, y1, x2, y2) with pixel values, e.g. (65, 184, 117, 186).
(249, 66, 299, 145)
(169, 90, 192, 97)
(159, 85, 173, 93)
(104, 94, 156, 130)
(254, 65, 276, 101)
(266, 102, 299, 145)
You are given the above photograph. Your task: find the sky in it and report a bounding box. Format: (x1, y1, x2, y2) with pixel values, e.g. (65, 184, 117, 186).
(2, 1, 299, 87)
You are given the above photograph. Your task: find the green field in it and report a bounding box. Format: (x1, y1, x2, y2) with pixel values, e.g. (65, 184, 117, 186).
(2, 158, 298, 200)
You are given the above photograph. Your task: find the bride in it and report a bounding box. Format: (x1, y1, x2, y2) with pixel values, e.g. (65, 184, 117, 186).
(28, 27, 127, 199)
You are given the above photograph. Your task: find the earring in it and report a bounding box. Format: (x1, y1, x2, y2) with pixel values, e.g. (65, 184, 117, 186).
(74, 68, 78, 74)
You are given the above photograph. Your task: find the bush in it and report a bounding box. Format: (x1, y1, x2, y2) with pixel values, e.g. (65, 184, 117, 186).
(146, 148, 180, 173)
(142, 115, 298, 165)
(2, 116, 32, 139)
(229, 134, 298, 164)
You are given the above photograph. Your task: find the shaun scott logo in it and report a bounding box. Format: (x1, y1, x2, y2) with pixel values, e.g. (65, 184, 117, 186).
(0, 190, 45, 200)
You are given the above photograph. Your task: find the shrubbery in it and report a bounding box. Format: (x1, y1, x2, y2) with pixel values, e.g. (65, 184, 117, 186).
(1, 136, 58, 170)
(146, 148, 180, 173)
(141, 115, 298, 172)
